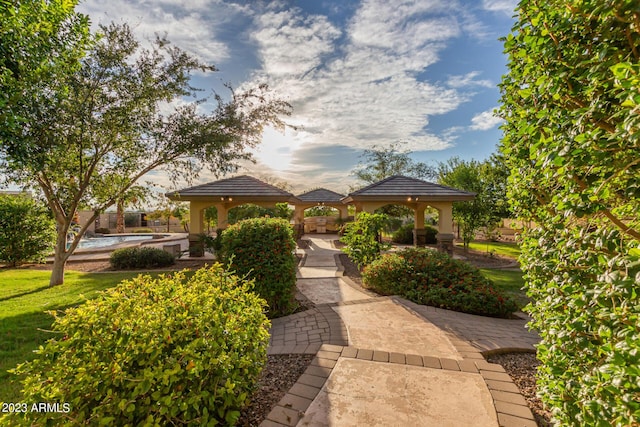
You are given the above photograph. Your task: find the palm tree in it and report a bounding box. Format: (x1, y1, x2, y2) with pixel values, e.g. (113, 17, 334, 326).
(115, 186, 148, 233)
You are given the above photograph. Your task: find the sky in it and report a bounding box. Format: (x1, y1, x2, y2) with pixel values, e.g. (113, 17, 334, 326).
(76, 0, 518, 195)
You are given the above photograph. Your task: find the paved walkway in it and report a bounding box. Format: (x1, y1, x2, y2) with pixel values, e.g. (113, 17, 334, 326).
(263, 235, 541, 427)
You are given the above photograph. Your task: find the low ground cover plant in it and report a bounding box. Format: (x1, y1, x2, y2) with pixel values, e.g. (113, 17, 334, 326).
(362, 248, 517, 317)
(219, 217, 297, 318)
(109, 247, 175, 269)
(5, 266, 270, 426)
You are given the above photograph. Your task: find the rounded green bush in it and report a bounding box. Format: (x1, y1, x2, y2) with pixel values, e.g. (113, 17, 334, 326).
(132, 228, 154, 233)
(362, 248, 517, 317)
(219, 217, 297, 317)
(391, 223, 414, 244)
(9, 266, 270, 426)
(110, 247, 175, 269)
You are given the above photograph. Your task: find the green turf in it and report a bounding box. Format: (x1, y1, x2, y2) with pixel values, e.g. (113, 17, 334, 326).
(0, 269, 160, 403)
(460, 241, 521, 259)
(480, 268, 529, 309)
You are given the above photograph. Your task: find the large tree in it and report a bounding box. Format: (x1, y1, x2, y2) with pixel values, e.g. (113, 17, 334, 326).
(352, 142, 435, 185)
(437, 156, 509, 251)
(1, 0, 90, 139)
(499, 1, 640, 424)
(1, 21, 291, 286)
(352, 142, 436, 220)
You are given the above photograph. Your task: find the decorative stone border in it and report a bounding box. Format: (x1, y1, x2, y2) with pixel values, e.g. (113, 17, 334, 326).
(261, 343, 537, 427)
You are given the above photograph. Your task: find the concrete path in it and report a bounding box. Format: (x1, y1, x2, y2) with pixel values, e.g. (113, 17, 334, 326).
(264, 235, 540, 427)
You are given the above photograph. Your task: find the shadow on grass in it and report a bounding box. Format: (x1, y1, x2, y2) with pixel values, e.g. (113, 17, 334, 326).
(0, 286, 52, 303)
(0, 302, 83, 402)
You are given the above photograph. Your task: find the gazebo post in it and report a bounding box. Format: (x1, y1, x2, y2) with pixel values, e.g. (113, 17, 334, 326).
(188, 201, 206, 257)
(413, 203, 427, 247)
(293, 205, 304, 240)
(431, 202, 455, 255)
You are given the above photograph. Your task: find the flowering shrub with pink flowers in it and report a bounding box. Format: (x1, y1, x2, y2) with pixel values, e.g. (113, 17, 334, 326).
(362, 248, 517, 318)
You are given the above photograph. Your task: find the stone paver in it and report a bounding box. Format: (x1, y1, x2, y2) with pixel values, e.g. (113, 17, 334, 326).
(299, 358, 498, 427)
(262, 235, 539, 427)
(332, 298, 460, 358)
(398, 298, 540, 354)
(296, 277, 371, 304)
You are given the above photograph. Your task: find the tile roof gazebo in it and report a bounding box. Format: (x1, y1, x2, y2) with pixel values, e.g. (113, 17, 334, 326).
(166, 175, 300, 256)
(294, 188, 348, 235)
(342, 175, 476, 253)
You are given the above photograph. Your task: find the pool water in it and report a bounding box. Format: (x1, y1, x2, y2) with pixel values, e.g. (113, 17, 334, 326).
(75, 234, 156, 249)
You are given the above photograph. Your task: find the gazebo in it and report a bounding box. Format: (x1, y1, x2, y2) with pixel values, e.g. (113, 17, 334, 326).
(341, 175, 475, 254)
(166, 175, 300, 255)
(294, 188, 347, 234)
(166, 174, 475, 256)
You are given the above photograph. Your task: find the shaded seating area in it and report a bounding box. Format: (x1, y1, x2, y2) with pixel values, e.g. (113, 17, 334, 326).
(166, 174, 475, 256)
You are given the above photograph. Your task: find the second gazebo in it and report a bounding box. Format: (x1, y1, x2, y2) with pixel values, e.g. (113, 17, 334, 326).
(342, 175, 475, 254)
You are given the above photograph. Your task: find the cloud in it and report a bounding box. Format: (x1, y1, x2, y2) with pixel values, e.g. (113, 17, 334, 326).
(482, 0, 517, 16)
(447, 71, 494, 89)
(470, 109, 502, 130)
(77, 0, 242, 63)
(246, 0, 468, 159)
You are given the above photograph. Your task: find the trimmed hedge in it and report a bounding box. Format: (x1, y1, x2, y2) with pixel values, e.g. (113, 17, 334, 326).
(391, 224, 438, 245)
(219, 217, 297, 318)
(0, 194, 56, 266)
(362, 248, 517, 317)
(8, 266, 270, 426)
(110, 247, 175, 269)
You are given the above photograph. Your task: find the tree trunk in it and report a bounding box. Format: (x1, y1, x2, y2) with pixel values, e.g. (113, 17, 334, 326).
(50, 228, 71, 286)
(116, 200, 125, 233)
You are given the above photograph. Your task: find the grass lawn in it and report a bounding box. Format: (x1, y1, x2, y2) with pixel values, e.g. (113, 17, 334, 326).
(461, 240, 521, 259)
(0, 269, 157, 403)
(480, 268, 529, 309)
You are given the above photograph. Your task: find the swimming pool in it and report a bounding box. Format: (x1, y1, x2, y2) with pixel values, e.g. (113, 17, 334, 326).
(75, 234, 157, 249)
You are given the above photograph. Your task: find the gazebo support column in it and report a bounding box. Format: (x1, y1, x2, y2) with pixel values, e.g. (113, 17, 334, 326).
(431, 202, 455, 255)
(293, 205, 305, 240)
(413, 204, 427, 246)
(188, 202, 206, 257)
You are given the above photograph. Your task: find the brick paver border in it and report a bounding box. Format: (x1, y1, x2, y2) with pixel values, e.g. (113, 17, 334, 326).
(260, 344, 537, 427)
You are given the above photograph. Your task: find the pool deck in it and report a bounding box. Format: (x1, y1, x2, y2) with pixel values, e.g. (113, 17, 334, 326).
(47, 233, 191, 262)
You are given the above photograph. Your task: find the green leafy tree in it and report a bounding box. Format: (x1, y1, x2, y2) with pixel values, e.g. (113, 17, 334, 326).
(304, 206, 338, 217)
(1, 21, 291, 286)
(340, 212, 391, 268)
(352, 142, 436, 219)
(0, 0, 90, 139)
(499, 1, 640, 425)
(352, 142, 436, 184)
(148, 200, 189, 233)
(0, 194, 56, 266)
(438, 157, 508, 251)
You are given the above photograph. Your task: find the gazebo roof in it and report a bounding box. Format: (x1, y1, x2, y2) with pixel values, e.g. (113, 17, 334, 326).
(166, 175, 296, 201)
(296, 188, 346, 204)
(343, 175, 475, 202)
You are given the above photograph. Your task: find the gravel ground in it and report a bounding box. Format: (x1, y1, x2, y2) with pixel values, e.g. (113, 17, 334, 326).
(237, 354, 314, 426)
(488, 353, 553, 426)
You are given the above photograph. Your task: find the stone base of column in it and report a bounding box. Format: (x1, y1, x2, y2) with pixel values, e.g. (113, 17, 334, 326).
(188, 234, 204, 257)
(436, 233, 455, 256)
(413, 228, 427, 247)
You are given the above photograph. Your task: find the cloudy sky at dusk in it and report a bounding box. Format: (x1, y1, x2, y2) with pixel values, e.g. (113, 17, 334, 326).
(76, 0, 518, 194)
